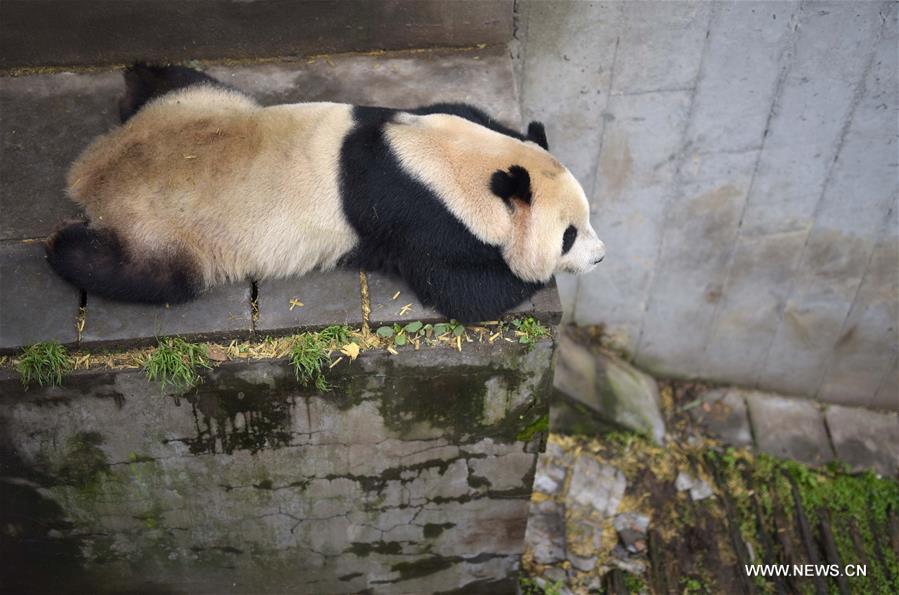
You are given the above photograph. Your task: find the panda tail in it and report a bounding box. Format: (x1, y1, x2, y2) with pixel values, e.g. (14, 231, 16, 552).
(45, 221, 202, 305)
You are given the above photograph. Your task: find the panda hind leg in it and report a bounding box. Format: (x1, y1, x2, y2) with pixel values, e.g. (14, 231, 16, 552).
(45, 221, 202, 305)
(119, 63, 227, 123)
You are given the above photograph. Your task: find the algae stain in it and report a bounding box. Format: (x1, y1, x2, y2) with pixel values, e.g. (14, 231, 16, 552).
(181, 376, 294, 454)
(423, 522, 455, 539)
(391, 555, 455, 581)
(56, 431, 110, 490)
(347, 541, 403, 557)
(516, 414, 549, 442)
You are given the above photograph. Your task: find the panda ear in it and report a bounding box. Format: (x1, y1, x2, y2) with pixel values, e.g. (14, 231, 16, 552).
(490, 165, 532, 205)
(526, 121, 548, 150)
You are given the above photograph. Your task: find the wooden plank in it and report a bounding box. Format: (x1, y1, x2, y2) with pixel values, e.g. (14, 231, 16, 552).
(817, 507, 850, 595)
(751, 492, 787, 595)
(788, 476, 828, 595)
(648, 528, 672, 595)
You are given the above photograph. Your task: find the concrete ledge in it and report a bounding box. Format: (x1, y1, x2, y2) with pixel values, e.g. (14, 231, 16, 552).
(0, 337, 552, 593)
(0, 48, 564, 354)
(0, 0, 513, 70)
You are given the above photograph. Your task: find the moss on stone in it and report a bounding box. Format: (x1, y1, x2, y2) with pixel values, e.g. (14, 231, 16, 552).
(516, 413, 549, 442)
(56, 431, 110, 490)
(391, 555, 455, 581)
(423, 522, 455, 539)
(347, 541, 403, 557)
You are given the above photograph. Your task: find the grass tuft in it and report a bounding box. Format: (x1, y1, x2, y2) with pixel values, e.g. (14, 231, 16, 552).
(17, 341, 72, 387)
(289, 325, 351, 391)
(512, 317, 551, 350)
(144, 337, 211, 393)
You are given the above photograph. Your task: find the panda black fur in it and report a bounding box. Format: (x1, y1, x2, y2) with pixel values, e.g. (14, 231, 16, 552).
(46, 64, 606, 322)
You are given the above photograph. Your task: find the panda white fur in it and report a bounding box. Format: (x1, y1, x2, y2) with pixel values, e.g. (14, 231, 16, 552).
(46, 64, 606, 322)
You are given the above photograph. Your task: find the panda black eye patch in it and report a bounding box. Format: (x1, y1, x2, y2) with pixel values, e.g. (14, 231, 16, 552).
(562, 225, 578, 254)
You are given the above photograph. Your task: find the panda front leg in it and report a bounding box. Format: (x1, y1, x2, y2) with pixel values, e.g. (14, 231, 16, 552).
(402, 261, 543, 323)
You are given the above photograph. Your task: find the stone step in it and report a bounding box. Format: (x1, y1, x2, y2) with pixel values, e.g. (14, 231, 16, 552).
(0, 48, 562, 352)
(0, 0, 513, 70)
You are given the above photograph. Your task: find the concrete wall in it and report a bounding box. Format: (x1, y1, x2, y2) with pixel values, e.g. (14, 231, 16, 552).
(516, 1, 898, 410)
(0, 0, 513, 70)
(0, 341, 553, 594)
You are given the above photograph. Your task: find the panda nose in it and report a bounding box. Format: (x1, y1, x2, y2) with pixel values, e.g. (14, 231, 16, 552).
(593, 240, 606, 264)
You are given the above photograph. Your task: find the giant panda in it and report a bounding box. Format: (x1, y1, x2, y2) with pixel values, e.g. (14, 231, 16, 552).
(46, 64, 606, 322)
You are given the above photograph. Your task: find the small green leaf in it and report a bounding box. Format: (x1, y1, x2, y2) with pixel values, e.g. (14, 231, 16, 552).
(376, 326, 394, 338)
(452, 325, 465, 337)
(433, 323, 449, 336)
(395, 334, 407, 346)
(403, 320, 423, 334)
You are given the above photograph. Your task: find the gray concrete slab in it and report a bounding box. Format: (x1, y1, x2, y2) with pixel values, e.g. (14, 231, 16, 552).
(762, 12, 899, 398)
(0, 241, 80, 351)
(689, 388, 754, 448)
(817, 222, 899, 409)
(659, 3, 883, 388)
(0, 72, 121, 240)
(255, 270, 363, 335)
(609, 1, 710, 95)
(0, 0, 513, 70)
(366, 271, 562, 328)
(634, 150, 758, 376)
(366, 272, 443, 328)
(738, 4, 883, 239)
(685, 1, 799, 154)
(873, 359, 898, 412)
(700, 229, 809, 387)
(574, 89, 691, 351)
(81, 282, 252, 348)
(518, 0, 897, 410)
(209, 46, 522, 127)
(745, 392, 834, 466)
(825, 405, 899, 476)
(516, 1, 618, 192)
(509, 279, 563, 326)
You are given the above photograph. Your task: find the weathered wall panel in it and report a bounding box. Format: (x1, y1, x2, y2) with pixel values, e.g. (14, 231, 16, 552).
(0, 342, 553, 593)
(518, 0, 898, 409)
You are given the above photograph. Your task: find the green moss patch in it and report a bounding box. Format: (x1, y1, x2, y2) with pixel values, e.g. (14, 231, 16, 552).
(526, 432, 899, 595)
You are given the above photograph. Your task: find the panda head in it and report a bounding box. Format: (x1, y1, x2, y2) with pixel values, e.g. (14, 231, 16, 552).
(487, 123, 605, 284)
(386, 113, 606, 284)
(490, 159, 605, 283)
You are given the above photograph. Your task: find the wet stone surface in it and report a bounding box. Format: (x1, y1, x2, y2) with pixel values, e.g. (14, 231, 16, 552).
(255, 270, 364, 334)
(208, 46, 521, 125)
(0, 340, 553, 593)
(526, 500, 567, 565)
(566, 453, 626, 516)
(745, 391, 835, 465)
(0, 241, 80, 351)
(824, 404, 899, 476)
(366, 271, 444, 327)
(689, 387, 754, 447)
(0, 72, 121, 240)
(81, 281, 253, 348)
